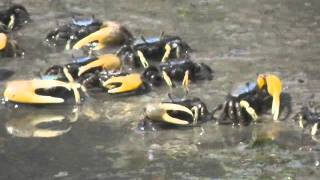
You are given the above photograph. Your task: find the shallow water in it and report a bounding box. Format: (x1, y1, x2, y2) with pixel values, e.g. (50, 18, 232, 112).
(1, 0, 320, 179)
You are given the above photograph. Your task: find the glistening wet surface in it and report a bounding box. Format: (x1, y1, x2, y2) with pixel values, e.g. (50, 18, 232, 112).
(1, 0, 320, 179)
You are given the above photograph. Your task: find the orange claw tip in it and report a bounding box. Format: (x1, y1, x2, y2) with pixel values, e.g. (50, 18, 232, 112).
(0, 33, 8, 50)
(78, 54, 121, 76)
(102, 73, 143, 94)
(3, 79, 71, 104)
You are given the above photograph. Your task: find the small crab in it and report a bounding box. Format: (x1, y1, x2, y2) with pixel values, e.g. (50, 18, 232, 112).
(72, 21, 133, 50)
(295, 105, 320, 137)
(43, 54, 121, 82)
(46, 16, 103, 49)
(0, 32, 24, 57)
(218, 74, 282, 125)
(159, 58, 213, 82)
(0, 4, 30, 31)
(138, 95, 213, 131)
(4, 68, 85, 104)
(117, 34, 191, 68)
(75, 64, 163, 92)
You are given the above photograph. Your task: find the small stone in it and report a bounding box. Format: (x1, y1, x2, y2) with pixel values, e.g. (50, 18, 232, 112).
(53, 171, 69, 178)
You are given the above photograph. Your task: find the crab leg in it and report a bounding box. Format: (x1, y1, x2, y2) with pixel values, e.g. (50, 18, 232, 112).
(162, 71, 173, 89)
(137, 50, 149, 68)
(311, 123, 319, 136)
(240, 100, 258, 121)
(161, 43, 171, 62)
(63, 67, 83, 104)
(8, 15, 15, 30)
(182, 70, 190, 96)
(191, 106, 199, 125)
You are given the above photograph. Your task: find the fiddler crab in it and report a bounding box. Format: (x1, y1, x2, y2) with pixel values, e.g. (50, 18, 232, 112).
(0, 4, 30, 31)
(46, 17, 133, 50)
(138, 72, 215, 131)
(294, 104, 320, 138)
(78, 66, 163, 95)
(138, 95, 213, 131)
(3, 67, 86, 104)
(43, 53, 159, 95)
(43, 54, 122, 80)
(159, 58, 213, 82)
(218, 74, 282, 125)
(117, 34, 191, 68)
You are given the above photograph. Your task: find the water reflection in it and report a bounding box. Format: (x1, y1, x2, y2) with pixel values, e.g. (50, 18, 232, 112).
(5, 106, 78, 138)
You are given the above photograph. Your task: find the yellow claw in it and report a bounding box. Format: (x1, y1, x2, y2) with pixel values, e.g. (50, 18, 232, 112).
(0, 33, 8, 50)
(257, 74, 282, 120)
(78, 54, 121, 76)
(73, 21, 126, 50)
(145, 103, 193, 125)
(102, 73, 143, 94)
(4, 79, 73, 104)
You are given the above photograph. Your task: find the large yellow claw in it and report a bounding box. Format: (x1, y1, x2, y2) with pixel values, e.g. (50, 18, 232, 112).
(73, 21, 127, 50)
(78, 54, 121, 76)
(4, 79, 74, 104)
(257, 74, 282, 120)
(0, 33, 8, 50)
(145, 103, 194, 125)
(102, 73, 143, 94)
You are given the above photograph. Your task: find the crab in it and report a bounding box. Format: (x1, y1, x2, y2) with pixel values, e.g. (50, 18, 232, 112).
(0, 4, 30, 31)
(218, 74, 282, 125)
(46, 17, 132, 50)
(0, 32, 24, 57)
(4, 67, 85, 104)
(295, 105, 320, 137)
(43, 54, 122, 82)
(73, 21, 133, 51)
(159, 58, 213, 82)
(138, 95, 213, 131)
(117, 34, 191, 68)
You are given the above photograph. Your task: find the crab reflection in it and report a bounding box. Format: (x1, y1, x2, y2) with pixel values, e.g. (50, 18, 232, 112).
(5, 107, 78, 138)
